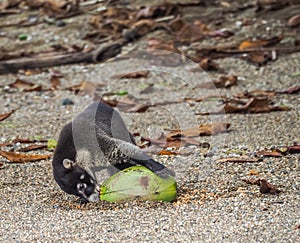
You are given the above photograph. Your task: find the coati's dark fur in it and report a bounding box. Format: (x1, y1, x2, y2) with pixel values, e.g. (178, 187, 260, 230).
(52, 101, 172, 202)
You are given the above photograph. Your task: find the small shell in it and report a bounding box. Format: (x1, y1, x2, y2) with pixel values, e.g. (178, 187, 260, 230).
(287, 14, 300, 27)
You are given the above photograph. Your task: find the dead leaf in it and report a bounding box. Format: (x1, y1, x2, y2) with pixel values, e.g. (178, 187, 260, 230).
(177, 20, 209, 43)
(0, 109, 16, 122)
(111, 70, 149, 79)
(158, 149, 192, 156)
(242, 178, 261, 185)
(205, 97, 290, 115)
(239, 36, 283, 50)
(12, 137, 47, 143)
(234, 90, 275, 99)
(135, 3, 178, 19)
(194, 75, 237, 89)
(247, 169, 259, 175)
(158, 150, 180, 156)
(50, 75, 61, 90)
(0, 150, 51, 163)
(67, 81, 99, 96)
(147, 38, 178, 52)
(216, 157, 260, 163)
(18, 144, 47, 152)
(168, 16, 185, 32)
(278, 85, 300, 94)
(244, 51, 274, 65)
(287, 145, 300, 154)
(288, 14, 300, 27)
(259, 179, 282, 194)
(256, 150, 283, 157)
(197, 58, 224, 72)
(9, 78, 42, 92)
(166, 122, 230, 139)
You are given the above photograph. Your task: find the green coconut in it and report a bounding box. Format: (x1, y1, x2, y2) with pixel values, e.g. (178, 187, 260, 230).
(100, 166, 177, 202)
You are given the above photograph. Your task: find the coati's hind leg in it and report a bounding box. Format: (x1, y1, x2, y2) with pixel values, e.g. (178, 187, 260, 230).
(111, 139, 175, 178)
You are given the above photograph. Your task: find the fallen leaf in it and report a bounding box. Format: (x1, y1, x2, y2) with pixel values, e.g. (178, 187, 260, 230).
(256, 150, 283, 157)
(18, 144, 47, 152)
(247, 169, 259, 175)
(244, 51, 275, 65)
(0, 150, 51, 163)
(135, 3, 178, 19)
(234, 90, 275, 99)
(209, 97, 290, 114)
(67, 81, 99, 96)
(111, 70, 149, 79)
(287, 14, 300, 27)
(216, 157, 260, 163)
(242, 178, 261, 185)
(239, 36, 283, 50)
(287, 145, 300, 154)
(168, 16, 185, 32)
(0, 109, 16, 122)
(166, 122, 230, 139)
(194, 75, 237, 89)
(259, 179, 282, 194)
(50, 75, 61, 90)
(177, 20, 209, 43)
(147, 38, 178, 52)
(157, 150, 180, 156)
(12, 137, 47, 143)
(0, 162, 3, 168)
(9, 78, 42, 92)
(196, 58, 224, 72)
(278, 85, 300, 94)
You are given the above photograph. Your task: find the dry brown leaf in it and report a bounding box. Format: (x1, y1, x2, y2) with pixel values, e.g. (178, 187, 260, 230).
(0, 109, 16, 122)
(259, 179, 282, 194)
(9, 78, 42, 92)
(166, 122, 230, 139)
(12, 137, 47, 143)
(238, 36, 283, 50)
(0, 150, 51, 163)
(206, 97, 290, 115)
(50, 75, 61, 90)
(234, 90, 275, 99)
(147, 38, 178, 52)
(278, 85, 300, 94)
(158, 150, 180, 156)
(242, 178, 261, 185)
(67, 81, 99, 96)
(247, 169, 259, 175)
(135, 3, 178, 19)
(287, 145, 300, 154)
(194, 75, 237, 89)
(244, 51, 274, 65)
(288, 14, 300, 27)
(256, 150, 283, 157)
(111, 70, 149, 79)
(18, 144, 47, 152)
(177, 20, 209, 43)
(216, 157, 260, 163)
(198, 58, 224, 72)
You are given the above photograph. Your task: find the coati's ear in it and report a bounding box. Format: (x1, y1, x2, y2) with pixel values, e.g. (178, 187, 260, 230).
(63, 159, 75, 169)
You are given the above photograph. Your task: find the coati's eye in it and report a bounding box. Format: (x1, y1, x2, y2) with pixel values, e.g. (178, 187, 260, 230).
(77, 183, 87, 191)
(80, 174, 85, 180)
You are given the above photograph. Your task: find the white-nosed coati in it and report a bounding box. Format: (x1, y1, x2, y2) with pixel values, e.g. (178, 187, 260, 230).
(52, 101, 173, 202)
